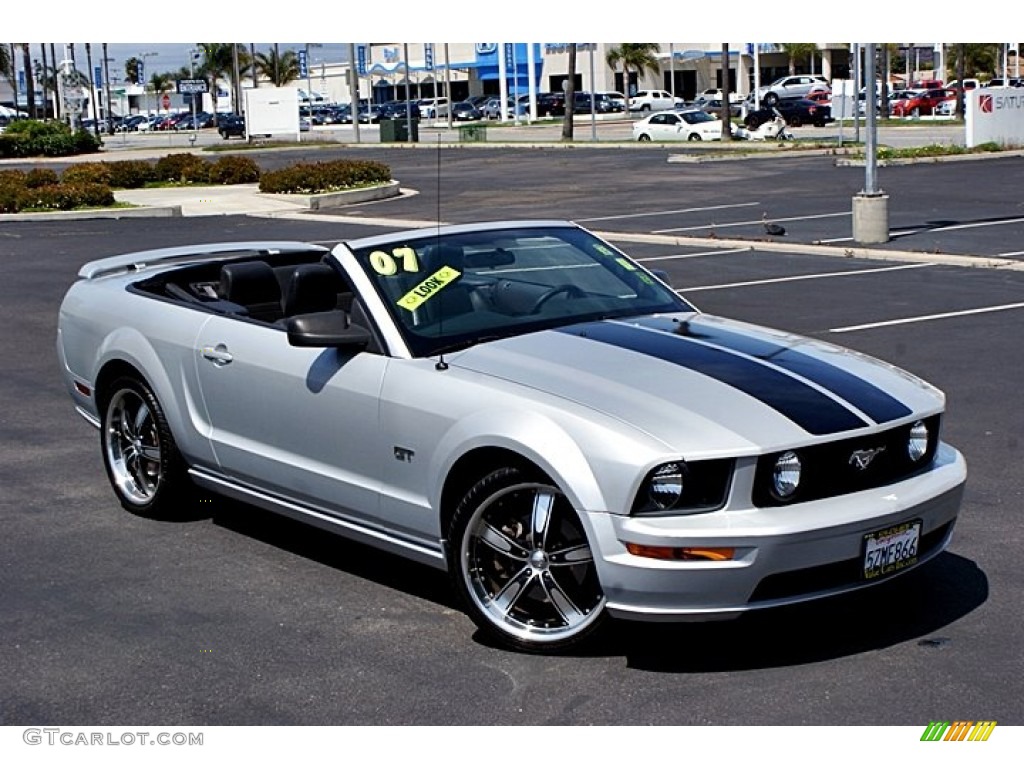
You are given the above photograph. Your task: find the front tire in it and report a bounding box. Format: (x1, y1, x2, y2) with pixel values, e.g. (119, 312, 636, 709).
(449, 466, 606, 653)
(100, 376, 192, 519)
(637, 133, 652, 142)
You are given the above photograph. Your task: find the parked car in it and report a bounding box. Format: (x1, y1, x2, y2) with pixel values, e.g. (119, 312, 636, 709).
(57, 221, 966, 653)
(629, 89, 675, 112)
(745, 97, 833, 128)
(419, 97, 449, 119)
(633, 108, 723, 141)
(573, 92, 622, 114)
(533, 92, 566, 117)
(983, 77, 1024, 88)
(378, 101, 421, 120)
(758, 75, 830, 106)
(218, 114, 246, 139)
(699, 98, 743, 118)
(891, 88, 951, 117)
(450, 101, 483, 121)
(481, 96, 512, 120)
(945, 79, 980, 92)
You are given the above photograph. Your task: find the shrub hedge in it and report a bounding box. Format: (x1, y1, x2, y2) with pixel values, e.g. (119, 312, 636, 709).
(258, 159, 391, 194)
(0, 153, 391, 213)
(0, 119, 101, 158)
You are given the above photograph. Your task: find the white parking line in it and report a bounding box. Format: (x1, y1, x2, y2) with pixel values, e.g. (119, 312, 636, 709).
(997, 250, 1024, 257)
(635, 248, 749, 262)
(653, 210, 851, 234)
(818, 229, 921, 243)
(830, 302, 1024, 333)
(678, 263, 934, 292)
(931, 217, 1024, 232)
(577, 202, 761, 223)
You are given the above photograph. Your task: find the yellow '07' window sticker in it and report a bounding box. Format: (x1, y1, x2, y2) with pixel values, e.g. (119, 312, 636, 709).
(397, 266, 462, 311)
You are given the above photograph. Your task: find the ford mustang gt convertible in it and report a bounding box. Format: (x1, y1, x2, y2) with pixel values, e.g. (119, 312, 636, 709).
(57, 221, 966, 652)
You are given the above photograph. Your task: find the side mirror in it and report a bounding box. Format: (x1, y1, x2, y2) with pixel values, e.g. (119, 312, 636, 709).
(286, 311, 371, 349)
(650, 268, 672, 287)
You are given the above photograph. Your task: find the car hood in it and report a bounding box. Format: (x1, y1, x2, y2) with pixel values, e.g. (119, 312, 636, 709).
(449, 313, 944, 457)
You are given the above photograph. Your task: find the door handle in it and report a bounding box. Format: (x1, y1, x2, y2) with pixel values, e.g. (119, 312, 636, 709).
(201, 344, 233, 366)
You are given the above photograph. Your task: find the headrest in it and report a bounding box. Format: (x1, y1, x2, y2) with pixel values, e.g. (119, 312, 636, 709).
(283, 264, 342, 316)
(220, 261, 280, 305)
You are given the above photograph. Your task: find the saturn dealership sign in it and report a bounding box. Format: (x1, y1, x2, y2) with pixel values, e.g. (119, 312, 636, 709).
(966, 88, 1024, 146)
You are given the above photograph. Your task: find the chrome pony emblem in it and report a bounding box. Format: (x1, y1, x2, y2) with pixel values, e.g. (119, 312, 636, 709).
(849, 447, 886, 471)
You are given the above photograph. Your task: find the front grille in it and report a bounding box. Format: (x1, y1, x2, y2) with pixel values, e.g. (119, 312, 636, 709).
(753, 415, 941, 507)
(748, 521, 953, 603)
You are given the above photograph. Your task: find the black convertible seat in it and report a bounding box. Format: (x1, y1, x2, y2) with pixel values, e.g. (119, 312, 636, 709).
(219, 261, 283, 322)
(282, 263, 345, 317)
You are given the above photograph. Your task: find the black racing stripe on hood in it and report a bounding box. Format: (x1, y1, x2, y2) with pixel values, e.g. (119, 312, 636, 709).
(630, 316, 912, 424)
(557, 321, 868, 436)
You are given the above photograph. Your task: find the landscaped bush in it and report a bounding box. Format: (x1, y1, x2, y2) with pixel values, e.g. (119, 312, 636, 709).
(15, 182, 114, 211)
(0, 119, 101, 158)
(107, 160, 157, 188)
(25, 168, 60, 187)
(154, 153, 211, 183)
(208, 155, 260, 185)
(62, 162, 114, 186)
(0, 170, 28, 212)
(258, 159, 391, 194)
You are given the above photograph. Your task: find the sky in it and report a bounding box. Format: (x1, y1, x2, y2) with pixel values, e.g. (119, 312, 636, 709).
(8, 3, 997, 47)
(96, 44, 352, 79)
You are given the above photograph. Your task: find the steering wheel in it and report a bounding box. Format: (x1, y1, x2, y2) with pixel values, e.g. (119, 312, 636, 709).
(529, 284, 586, 314)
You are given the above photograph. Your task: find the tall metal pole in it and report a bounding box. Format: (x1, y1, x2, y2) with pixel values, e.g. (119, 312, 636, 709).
(865, 43, 878, 195)
(102, 43, 114, 133)
(348, 43, 361, 144)
(853, 43, 861, 144)
(403, 43, 412, 140)
(589, 44, 597, 141)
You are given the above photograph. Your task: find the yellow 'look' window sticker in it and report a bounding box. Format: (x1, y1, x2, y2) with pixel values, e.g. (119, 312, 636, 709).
(397, 266, 462, 311)
(594, 244, 614, 256)
(615, 257, 637, 271)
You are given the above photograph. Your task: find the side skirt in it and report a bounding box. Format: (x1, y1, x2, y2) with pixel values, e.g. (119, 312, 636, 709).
(189, 468, 447, 571)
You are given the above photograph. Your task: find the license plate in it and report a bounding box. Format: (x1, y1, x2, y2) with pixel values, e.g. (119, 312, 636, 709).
(863, 520, 921, 580)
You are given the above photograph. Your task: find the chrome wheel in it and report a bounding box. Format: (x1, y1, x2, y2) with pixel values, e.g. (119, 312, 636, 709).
(455, 472, 605, 650)
(104, 387, 162, 505)
(99, 375, 191, 518)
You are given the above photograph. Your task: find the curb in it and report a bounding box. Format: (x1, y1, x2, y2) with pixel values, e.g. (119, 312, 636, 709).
(1, 205, 183, 222)
(283, 180, 402, 210)
(593, 230, 1024, 271)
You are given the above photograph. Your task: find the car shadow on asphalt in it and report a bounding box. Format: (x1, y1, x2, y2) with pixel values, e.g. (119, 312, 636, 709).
(208, 496, 459, 611)
(608, 553, 987, 672)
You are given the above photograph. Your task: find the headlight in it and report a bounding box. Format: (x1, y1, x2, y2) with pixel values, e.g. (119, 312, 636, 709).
(907, 420, 929, 462)
(632, 459, 733, 516)
(772, 451, 802, 500)
(648, 463, 684, 510)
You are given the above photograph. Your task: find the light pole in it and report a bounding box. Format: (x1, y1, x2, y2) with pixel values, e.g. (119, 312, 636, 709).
(139, 51, 157, 118)
(852, 43, 889, 245)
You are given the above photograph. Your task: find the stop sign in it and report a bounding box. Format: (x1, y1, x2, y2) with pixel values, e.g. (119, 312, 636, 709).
(161, 93, 171, 110)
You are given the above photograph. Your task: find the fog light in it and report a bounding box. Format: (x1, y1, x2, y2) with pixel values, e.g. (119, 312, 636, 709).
(772, 451, 802, 500)
(908, 420, 929, 462)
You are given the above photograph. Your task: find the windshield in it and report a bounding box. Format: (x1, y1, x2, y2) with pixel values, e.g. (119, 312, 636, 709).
(347, 224, 690, 357)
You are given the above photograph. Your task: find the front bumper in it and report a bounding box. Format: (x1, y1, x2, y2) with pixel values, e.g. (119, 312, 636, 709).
(587, 443, 966, 621)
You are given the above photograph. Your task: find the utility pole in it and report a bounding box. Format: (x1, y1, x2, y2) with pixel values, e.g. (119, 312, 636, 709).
(102, 43, 114, 133)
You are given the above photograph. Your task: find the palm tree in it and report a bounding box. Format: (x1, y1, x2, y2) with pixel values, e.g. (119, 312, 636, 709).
(720, 44, 732, 141)
(20, 44, 36, 117)
(780, 43, 817, 75)
(605, 43, 660, 98)
(0, 45, 11, 88)
(197, 43, 249, 118)
(254, 48, 300, 87)
(561, 43, 577, 141)
(124, 56, 142, 84)
(150, 72, 172, 112)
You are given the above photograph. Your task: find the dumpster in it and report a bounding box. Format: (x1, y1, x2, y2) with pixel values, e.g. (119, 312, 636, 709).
(459, 124, 487, 142)
(380, 117, 419, 143)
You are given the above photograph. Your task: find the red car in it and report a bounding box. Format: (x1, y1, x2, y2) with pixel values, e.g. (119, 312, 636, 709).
(891, 88, 951, 117)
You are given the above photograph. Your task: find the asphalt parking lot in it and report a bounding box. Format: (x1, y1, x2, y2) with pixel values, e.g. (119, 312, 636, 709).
(1, 143, 1022, 727)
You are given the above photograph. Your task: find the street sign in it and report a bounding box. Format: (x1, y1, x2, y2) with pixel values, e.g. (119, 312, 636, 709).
(298, 49, 308, 79)
(357, 45, 367, 76)
(176, 79, 208, 94)
(424, 43, 434, 72)
(161, 93, 171, 109)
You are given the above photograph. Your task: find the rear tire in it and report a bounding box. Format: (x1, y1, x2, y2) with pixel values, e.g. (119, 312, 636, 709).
(448, 466, 606, 653)
(764, 92, 779, 106)
(100, 375, 193, 519)
(688, 133, 702, 141)
(637, 134, 652, 142)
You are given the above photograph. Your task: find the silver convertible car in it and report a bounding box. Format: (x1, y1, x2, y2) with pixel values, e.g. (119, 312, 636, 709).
(58, 221, 966, 652)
